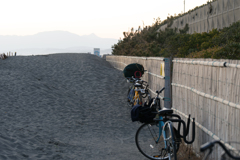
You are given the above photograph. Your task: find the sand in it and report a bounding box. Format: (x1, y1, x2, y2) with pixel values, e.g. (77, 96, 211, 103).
(0, 53, 142, 160)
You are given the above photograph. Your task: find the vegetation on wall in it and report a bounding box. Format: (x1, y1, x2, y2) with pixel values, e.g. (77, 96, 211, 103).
(111, 0, 240, 60)
(186, 22, 240, 59)
(112, 19, 240, 59)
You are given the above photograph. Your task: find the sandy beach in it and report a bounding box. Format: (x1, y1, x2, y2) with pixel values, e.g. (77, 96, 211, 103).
(0, 53, 143, 160)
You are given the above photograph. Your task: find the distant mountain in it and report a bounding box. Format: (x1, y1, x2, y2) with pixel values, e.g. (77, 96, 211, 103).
(0, 31, 118, 55)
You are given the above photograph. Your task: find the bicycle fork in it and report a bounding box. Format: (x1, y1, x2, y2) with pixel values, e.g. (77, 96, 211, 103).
(155, 117, 171, 158)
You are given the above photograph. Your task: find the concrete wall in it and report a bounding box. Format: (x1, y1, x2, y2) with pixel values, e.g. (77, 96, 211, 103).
(159, 0, 240, 33)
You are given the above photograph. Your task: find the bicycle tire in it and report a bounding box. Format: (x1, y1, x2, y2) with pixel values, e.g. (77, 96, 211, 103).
(127, 86, 133, 107)
(163, 121, 177, 160)
(135, 123, 168, 160)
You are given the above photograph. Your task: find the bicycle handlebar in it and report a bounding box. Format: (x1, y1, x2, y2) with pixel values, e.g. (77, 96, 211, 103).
(127, 77, 147, 84)
(150, 87, 165, 108)
(156, 87, 165, 94)
(200, 141, 240, 160)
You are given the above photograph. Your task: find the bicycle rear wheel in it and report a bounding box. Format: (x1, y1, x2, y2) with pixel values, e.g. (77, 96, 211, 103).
(127, 86, 135, 108)
(127, 86, 133, 107)
(135, 123, 168, 160)
(163, 121, 177, 160)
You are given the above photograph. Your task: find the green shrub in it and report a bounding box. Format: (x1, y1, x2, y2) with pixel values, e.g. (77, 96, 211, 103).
(111, 16, 240, 60)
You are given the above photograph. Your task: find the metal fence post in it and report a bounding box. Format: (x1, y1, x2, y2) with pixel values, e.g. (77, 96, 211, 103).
(164, 58, 172, 109)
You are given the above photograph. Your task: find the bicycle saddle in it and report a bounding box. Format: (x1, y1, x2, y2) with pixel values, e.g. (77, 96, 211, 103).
(158, 108, 173, 116)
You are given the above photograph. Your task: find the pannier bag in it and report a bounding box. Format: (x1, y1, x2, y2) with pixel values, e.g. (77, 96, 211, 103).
(131, 104, 141, 122)
(123, 63, 144, 78)
(138, 99, 156, 123)
(131, 98, 156, 123)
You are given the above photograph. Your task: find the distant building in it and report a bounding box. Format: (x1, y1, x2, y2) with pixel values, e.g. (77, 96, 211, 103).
(93, 48, 100, 56)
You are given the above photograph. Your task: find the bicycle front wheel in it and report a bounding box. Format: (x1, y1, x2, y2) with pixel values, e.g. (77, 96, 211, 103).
(163, 121, 177, 160)
(135, 123, 168, 160)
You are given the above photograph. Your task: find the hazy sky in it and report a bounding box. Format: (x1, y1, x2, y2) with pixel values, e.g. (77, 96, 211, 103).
(1, 0, 210, 39)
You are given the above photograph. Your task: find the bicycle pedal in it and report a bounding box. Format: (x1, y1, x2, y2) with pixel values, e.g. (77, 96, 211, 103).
(153, 155, 161, 158)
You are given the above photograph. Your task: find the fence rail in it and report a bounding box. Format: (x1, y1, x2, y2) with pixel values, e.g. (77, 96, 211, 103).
(172, 83, 240, 109)
(173, 59, 240, 68)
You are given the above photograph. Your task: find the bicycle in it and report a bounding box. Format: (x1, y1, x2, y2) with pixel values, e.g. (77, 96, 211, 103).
(200, 140, 240, 160)
(135, 87, 196, 160)
(126, 77, 151, 107)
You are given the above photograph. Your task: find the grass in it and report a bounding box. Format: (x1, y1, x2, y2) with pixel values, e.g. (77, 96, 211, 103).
(177, 142, 202, 160)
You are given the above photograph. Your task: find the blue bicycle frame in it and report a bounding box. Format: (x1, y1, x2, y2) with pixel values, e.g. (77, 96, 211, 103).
(156, 116, 168, 147)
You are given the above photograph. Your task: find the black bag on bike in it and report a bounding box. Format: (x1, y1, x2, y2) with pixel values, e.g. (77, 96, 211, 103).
(131, 104, 141, 122)
(130, 98, 156, 123)
(138, 101, 157, 123)
(123, 63, 144, 78)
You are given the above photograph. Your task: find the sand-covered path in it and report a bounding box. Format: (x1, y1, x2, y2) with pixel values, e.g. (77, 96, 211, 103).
(0, 53, 143, 160)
